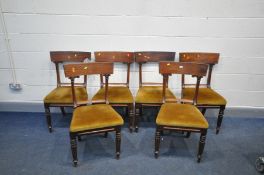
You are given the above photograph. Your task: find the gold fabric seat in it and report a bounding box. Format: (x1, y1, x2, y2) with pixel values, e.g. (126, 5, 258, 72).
(135, 86, 177, 104)
(157, 103, 209, 129)
(70, 104, 124, 132)
(92, 86, 133, 104)
(44, 86, 88, 104)
(182, 87, 226, 105)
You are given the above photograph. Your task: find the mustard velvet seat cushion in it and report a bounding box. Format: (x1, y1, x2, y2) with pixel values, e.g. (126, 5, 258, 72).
(44, 86, 88, 104)
(135, 86, 177, 104)
(70, 104, 124, 132)
(182, 87, 227, 106)
(92, 86, 134, 104)
(156, 103, 209, 129)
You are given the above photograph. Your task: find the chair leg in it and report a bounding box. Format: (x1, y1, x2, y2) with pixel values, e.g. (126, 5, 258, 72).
(134, 104, 140, 132)
(44, 104, 52, 133)
(70, 133, 78, 167)
(104, 132, 108, 138)
(201, 108, 206, 115)
(60, 107, 66, 116)
(128, 104, 134, 133)
(115, 126, 121, 159)
(139, 106, 143, 116)
(125, 106, 129, 119)
(186, 132, 191, 138)
(197, 129, 207, 163)
(77, 135, 82, 141)
(216, 106, 225, 134)
(154, 127, 161, 159)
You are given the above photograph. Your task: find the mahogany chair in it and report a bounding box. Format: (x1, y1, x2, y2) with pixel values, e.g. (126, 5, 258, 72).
(134, 51, 176, 132)
(43, 51, 90, 132)
(155, 62, 209, 162)
(64, 62, 124, 167)
(179, 52, 227, 134)
(92, 52, 134, 132)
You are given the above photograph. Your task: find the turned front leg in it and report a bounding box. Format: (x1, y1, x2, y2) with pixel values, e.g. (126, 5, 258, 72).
(115, 126, 121, 159)
(197, 129, 207, 163)
(216, 106, 225, 134)
(70, 133, 78, 166)
(154, 126, 161, 158)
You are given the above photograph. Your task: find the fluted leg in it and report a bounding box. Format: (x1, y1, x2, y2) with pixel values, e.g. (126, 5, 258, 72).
(44, 104, 52, 133)
(60, 107, 66, 116)
(197, 129, 207, 163)
(70, 133, 78, 166)
(154, 127, 161, 159)
(216, 106, 225, 134)
(115, 126, 121, 159)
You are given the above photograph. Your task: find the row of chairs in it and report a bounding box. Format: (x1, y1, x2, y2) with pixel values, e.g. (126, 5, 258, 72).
(43, 51, 227, 166)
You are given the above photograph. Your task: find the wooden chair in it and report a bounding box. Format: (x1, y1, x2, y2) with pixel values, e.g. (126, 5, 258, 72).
(179, 52, 227, 134)
(155, 62, 209, 162)
(92, 52, 134, 132)
(64, 62, 124, 167)
(134, 51, 176, 132)
(43, 51, 91, 132)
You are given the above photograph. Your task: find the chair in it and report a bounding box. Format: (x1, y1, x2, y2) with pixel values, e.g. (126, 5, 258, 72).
(64, 62, 124, 167)
(179, 52, 227, 134)
(92, 52, 134, 132)
(155, 61, 209, 162)
(134, 51, 176, 132)
(43, 51, 90, 132)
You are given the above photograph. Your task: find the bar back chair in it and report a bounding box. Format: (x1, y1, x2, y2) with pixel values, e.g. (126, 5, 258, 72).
(155, 62, 208, 162)
(43, 51, 91, 132)
(92, 51, 134, 132)
(64, 62, 124, 167)
(179, 52, 227, 134)
(134, 51, 176, 132)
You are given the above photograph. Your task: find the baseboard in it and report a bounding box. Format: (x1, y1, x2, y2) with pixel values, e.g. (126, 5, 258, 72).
(0, 102, 71, 113)
(0, 102, 263, 118)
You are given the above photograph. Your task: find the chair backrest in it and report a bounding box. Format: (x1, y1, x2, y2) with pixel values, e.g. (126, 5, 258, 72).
(179, 52, 219, 88)
(94, 51, 134, 87)
(64, 62, 113, 107)
(50, 51, 91, 87)
(135, 51, 175, 87)
(159, 62, 208, 105)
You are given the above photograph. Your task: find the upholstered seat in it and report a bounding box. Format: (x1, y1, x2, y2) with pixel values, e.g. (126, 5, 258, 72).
(156, 103, 208, 128)
(135, 86, 177, 104)
(92, 86, 133, 104)
(44, 86, 88, 104)
(182, 87, 226, 105)
(70, 104, 124, 132)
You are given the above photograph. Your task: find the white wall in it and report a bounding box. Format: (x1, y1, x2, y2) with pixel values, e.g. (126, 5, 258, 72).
(0, 0, 264, 107)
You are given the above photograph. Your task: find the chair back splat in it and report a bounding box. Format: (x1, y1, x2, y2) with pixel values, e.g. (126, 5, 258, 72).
(50, 51, 91, 87)
(179, 52, 219, 88)
(159, 62, 208, 105)
(64, 62, 114, 107)
(94, 51, 134, 88)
